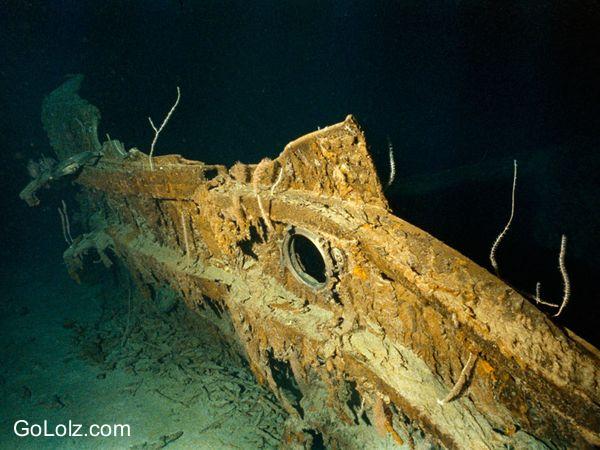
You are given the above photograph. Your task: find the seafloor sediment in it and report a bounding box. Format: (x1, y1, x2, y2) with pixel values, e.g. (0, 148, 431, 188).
(0, 255, 292, 449)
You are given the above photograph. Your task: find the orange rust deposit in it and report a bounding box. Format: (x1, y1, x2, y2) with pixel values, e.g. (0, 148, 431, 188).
(21, 77, 600, 449)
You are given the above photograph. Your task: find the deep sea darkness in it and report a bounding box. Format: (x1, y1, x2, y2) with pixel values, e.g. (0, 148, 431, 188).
(1, 1, 599, 343)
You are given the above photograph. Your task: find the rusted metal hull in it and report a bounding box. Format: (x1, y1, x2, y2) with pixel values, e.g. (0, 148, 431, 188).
(24, 79, 600, 449)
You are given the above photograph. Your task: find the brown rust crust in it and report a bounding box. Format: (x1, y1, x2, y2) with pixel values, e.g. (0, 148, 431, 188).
(70, 115, 599, 448)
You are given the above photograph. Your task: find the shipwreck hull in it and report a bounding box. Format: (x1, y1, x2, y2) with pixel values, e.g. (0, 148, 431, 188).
(24, 78, 600, 449)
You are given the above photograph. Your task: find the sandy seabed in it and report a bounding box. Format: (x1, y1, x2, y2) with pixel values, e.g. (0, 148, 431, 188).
(0, 255, 286, 449)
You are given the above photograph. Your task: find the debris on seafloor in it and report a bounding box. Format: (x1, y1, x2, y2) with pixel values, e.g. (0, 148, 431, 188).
(21, 76, 600, 449)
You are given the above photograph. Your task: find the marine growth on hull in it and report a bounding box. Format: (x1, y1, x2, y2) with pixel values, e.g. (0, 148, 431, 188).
(19, 76, 600, 449)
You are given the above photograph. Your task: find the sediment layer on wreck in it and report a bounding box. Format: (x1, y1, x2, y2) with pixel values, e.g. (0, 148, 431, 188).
(21, 77, 600, 449)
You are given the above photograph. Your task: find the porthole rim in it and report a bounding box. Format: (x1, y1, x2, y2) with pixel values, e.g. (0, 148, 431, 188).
(282, 226, 332, 291)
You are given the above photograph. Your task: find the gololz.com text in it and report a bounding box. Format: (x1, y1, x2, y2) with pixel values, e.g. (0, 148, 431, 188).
(14, 420, 131, 438)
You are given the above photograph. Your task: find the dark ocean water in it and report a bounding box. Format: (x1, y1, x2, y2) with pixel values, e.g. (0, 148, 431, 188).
(1, 1, 599, 448)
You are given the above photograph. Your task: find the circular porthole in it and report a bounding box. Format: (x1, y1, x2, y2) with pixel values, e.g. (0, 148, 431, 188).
(282, 227, 331, 291)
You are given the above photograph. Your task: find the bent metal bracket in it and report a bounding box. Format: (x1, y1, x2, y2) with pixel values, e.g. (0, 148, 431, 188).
(21, 76, 600, 449)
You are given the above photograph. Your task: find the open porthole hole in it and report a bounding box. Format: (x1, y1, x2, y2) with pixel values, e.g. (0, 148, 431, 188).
(290, 234, 327, 287)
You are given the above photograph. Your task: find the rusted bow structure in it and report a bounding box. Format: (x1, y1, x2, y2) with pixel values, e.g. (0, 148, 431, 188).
(21, 76, 599, 449)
